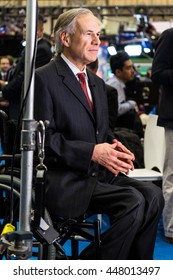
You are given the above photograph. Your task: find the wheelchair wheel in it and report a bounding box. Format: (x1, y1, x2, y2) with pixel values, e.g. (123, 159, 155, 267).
(0, 174, 57, 260)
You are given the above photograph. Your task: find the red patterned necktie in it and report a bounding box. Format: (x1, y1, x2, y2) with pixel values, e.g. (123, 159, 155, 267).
(77, 72, 93, 111)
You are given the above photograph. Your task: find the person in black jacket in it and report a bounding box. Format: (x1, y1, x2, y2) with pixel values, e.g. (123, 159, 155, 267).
(0, 14, 52, 121)
(34, 8, 164, 259)
(152, 27, 173, 244)
(87, 58, 118, 130)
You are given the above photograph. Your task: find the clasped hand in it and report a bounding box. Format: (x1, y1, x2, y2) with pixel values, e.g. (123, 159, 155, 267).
(92, 139, 135, 176)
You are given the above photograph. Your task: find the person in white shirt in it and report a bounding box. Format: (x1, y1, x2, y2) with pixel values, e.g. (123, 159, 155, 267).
(106, 51, 144, 138)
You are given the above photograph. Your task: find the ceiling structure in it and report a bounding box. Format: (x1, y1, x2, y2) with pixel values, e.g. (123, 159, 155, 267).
(1, 1, 173, 20)
(0, 1, 170, 57)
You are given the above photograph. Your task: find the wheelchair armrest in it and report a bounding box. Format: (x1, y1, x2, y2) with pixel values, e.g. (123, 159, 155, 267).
(0, 154, 21, 162)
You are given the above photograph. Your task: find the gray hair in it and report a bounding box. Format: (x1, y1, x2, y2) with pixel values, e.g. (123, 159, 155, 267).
(54, 8, 94, 55)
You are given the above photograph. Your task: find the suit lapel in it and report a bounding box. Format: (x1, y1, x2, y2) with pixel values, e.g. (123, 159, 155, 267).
(53, 57, 95, 119)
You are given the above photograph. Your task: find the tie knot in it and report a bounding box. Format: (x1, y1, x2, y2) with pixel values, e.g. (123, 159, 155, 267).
(77, 72, 86, 82)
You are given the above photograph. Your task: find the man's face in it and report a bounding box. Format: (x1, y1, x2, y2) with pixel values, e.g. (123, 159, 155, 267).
(22, 18, 43, 40)
(22, 18, 27, 40)
(61, 14, 101, 70)
(37, 21, 44, 39)
(0, 58, 11, 72)
(118, 60, 135, 83)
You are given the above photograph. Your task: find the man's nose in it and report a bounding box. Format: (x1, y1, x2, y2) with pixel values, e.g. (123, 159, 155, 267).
(92, 34, 100, 44)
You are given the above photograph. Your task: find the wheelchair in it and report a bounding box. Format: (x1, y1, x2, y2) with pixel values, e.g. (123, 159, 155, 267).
(0, 110, 101, 260)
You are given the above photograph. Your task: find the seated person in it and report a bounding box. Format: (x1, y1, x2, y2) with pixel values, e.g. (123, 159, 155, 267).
(34, 8, 163, 260)
(106, 51, 144, 138)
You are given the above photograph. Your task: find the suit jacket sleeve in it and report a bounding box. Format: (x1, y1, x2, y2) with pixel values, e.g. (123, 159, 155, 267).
(106, 84, 118, 130)
(35, 38, 52, 68)
(152, 28, 173, 86)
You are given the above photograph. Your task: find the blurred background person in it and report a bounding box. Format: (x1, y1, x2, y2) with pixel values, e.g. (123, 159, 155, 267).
(106, 51, 144, 139)
(22, 14, 52, 69)
(0, 55, 14, 153)
(0, 55, 13, 83)
(152, 27, 173, 244)
(87, 58, 118, 130)
(0, 14, 52, 122)
(0, 14, 52, 156)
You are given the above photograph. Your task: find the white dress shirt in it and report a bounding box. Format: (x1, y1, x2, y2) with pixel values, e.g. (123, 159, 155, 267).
(106, 75, 135, 116)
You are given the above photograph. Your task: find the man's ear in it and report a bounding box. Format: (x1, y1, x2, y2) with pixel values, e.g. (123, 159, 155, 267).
(115, 69, 121, 77)
(60, 31, 70, 47)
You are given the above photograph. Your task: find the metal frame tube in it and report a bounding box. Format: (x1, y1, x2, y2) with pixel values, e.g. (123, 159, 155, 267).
(19, 0, 37, 232)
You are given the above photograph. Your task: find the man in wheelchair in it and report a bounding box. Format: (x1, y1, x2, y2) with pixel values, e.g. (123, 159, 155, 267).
(33, 8, 164, 260)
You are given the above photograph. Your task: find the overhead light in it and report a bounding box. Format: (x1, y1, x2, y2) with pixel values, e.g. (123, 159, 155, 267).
(107, 46, 117, 56)
(21, 40, 26, 47)
(124, 44, 142, 56)
(19, 9, 26, 15)
(143, 47, 151, 53)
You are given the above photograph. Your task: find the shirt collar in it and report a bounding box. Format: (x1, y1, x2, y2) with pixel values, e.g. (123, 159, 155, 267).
(114, 75, 126, 88)
(61, 53, 87, 78)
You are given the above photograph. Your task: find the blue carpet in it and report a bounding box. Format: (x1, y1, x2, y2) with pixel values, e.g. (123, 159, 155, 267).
(154, 217, 173, 260)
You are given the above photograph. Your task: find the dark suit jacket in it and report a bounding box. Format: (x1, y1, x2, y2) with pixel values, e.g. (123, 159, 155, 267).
(2, 38, 52, 120)
(34, 56, 114, 219)
(152, 27, 173, 128)
(106, 84, 118, 131)
(35, 38, 52, 69)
